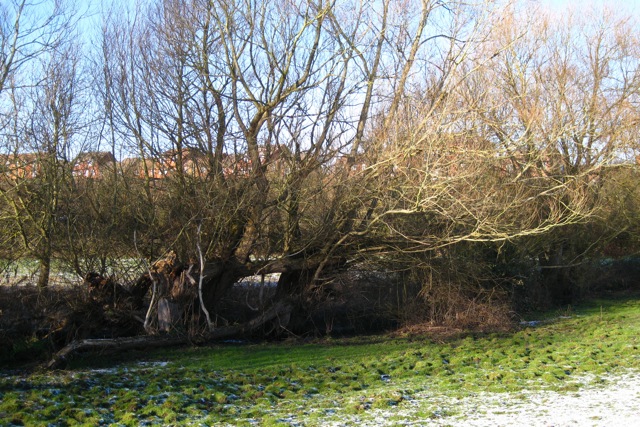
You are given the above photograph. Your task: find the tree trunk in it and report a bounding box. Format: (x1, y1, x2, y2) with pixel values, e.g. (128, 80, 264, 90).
(201, 263, 242, 314)
(158, 298, 181, 332)
(275, 269, 310, 300)
(37, 255, 51, 288)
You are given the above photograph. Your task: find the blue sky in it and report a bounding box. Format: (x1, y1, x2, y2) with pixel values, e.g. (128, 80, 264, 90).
(539, 0, 640, 12)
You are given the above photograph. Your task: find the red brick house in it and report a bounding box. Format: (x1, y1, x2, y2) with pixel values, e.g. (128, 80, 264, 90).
(72, 152, 116, 179)
(1, 153, 41, 179)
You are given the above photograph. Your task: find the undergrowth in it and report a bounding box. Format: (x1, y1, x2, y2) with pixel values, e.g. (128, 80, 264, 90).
(1, 296, 639, 426)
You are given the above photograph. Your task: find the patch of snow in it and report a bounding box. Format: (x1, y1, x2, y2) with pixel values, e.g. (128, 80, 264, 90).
(438, 372, 640, 427)
(81, 360, 168, 375)
(327, 371, 640, 426)
(87, 367, 122, 375)
(137, 361, 169, 368)
(519, 320, 542, 327)
(235, 273, 281, 287)
(520, 315, 575, 328)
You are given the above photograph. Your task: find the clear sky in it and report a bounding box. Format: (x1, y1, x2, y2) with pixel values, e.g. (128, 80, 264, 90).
(538, 0, 640, 13)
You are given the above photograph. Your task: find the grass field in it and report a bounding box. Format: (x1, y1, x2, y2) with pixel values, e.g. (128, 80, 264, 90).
(1, 295, 639, 426)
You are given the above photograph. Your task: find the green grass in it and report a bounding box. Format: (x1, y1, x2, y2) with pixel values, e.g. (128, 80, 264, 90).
(2, 296, 640, 426)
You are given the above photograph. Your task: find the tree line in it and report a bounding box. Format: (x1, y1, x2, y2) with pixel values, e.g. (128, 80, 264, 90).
(1, 0, 639, 337)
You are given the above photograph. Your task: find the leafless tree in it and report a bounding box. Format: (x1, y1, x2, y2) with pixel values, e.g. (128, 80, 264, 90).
(87, 0, 640, 332)
(0, 1, 84, 287)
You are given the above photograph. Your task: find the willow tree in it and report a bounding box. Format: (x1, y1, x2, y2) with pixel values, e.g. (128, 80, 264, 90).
(312, 3, 640, 310)
(90, 0, 640, 331)
(93, 0, 495, 327)
(465, 6, 640, 302)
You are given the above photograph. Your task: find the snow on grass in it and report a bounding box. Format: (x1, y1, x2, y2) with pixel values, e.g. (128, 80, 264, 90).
(2, 296, 640, 426)
(323, 370, 640, 426)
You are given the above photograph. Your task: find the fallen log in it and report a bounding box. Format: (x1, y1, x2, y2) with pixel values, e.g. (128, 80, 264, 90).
(46, 335, 188, 370)
(45, 300, 293, 370)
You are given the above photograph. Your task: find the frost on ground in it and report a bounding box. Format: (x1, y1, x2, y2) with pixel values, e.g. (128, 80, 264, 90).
(327, 371, 640, 427)
(4, 362, 640, 426)
(432, 372, 640, 427)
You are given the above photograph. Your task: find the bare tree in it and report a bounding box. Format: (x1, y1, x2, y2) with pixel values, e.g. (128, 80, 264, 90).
(0, 1, 83, 287)
(90, 0, 640, 334)
(90, 0, 521, 327)
(465, 6, 640, 301)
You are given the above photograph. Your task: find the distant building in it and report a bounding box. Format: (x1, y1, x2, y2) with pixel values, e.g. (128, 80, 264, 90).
(120, 157, 167, 180)
(0, 153, 41, 179)
(221, 145, 289, 178)
(332, 155, 367, 174)
(72, 151, 116, 179)
(2, 145, 297, 182)
(162, 148, 210, 178)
